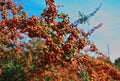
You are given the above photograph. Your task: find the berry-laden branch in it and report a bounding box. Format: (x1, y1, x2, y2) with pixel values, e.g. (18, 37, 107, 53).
(0, 0, 120, 81)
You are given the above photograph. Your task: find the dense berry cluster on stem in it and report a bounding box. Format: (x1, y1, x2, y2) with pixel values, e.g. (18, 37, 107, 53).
(0, 0, 120, 81)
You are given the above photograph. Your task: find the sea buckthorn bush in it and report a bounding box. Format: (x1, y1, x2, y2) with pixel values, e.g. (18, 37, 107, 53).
(0, 0, 120, 81)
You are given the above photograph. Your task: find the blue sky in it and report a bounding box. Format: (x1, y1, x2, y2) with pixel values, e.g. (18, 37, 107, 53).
(15, 0, 120, 62)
